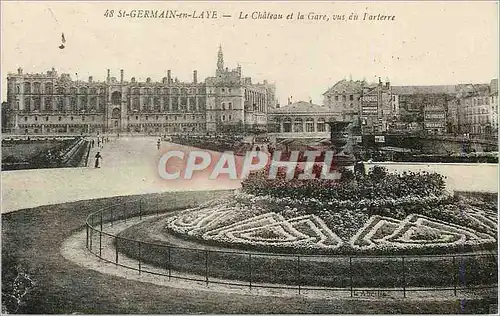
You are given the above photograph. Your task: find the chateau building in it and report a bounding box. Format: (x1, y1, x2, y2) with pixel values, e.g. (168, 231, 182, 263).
(4, 46, 275, 134)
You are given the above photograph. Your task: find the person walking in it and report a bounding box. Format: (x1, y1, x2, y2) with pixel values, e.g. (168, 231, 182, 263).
(94, 152, 102, 168)
(157, 138, 161, 150)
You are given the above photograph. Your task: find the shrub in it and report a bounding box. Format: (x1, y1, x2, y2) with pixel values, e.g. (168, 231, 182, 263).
(241, 166, 447, 202)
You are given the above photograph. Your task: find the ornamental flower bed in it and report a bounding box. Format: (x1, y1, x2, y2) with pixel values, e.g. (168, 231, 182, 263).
(163, 167, 496, 254)
(164, 191, 497, 254)
(242, 165, 447, 202)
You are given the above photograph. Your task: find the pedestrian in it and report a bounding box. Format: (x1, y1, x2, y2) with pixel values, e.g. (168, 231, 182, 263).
(97, 138, 100, 147)
(94, 152, 102, 168)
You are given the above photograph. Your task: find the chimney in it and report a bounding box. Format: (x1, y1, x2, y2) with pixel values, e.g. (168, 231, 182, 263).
(193, 70, 198, 84)
(107, 69, 110, 82)
(385, 81, 390, 88)
(89, 76, 93, 83)
(131, 77, 136, 83)
(167, 70, 171, 84)
(146, 77, 151, 83)
(17, 67, 23, 75)
(120, 69, 124, 83)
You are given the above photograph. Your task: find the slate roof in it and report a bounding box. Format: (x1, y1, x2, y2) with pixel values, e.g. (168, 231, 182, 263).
(270, 101, 331, 114)
(391, 85, 458, 95)
(323, 79, 367, 95)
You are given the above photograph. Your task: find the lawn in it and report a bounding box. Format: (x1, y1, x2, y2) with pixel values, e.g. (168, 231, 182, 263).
(116, 214, 497, 289)
(2, 191, 498, 314)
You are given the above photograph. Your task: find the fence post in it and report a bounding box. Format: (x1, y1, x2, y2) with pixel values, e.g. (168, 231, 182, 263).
(156, 195, 159, 216)
(402, 257, 406, 298)
(248, 253, 252, 290)
(140, 199, 143, 220)
(115, 236, 119, 264)
(138, 241, 142, 275)
(89, 227, 93, 251)
(100, 211, 103, 232)
(297, 255, 301, 295)
(452, 255, 457, 296)
(349, 257, 353, 297)
(205, 250, 209, 286)
(86, 224, 89, 249)
(168, 246, 171, 280)
(99, 230, 102, 257)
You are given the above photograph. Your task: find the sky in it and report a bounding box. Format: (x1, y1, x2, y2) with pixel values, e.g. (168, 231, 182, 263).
(1, 1, 498, 105)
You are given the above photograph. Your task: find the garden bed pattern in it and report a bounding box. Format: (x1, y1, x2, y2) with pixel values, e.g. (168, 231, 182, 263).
(165, 193, 497, 254)
(350, 214, 496, 251)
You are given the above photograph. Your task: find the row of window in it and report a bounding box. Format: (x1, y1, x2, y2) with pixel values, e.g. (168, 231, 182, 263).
(281, 121, 327, 133)
(23, 114, 204, 122)
(329, 94, 356, 102)
(208, 115, 233, 121)
(14, 83, 207, 95)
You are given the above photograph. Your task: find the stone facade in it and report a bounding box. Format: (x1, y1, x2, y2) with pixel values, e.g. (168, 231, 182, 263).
(267, 101, 334, 134)
(323, 79, 367, 123)
(455, 83, 495, 136)
(4, 47, 275, 135)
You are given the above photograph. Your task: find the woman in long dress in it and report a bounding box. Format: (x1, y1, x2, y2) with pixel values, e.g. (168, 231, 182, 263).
(94, 152, 102, 168)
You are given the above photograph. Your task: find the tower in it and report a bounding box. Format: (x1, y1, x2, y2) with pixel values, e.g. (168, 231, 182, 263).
(217, 45, 224, 72)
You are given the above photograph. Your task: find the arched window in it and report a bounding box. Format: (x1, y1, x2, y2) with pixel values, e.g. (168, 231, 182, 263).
(24, 82, 31, 94)
(90, 97, 97, 111)
(33, 97, 41, 111)
(80, 96, 87, 111)
(90, 88, 97, 95)
(306, 118, 315, 132)
(33, 82, 41, 93)
(317, 118, 326, 132)
(154, 97, 160, 111)
(45, 83, 53, 94)
(44, 97, 52, 111)
(171, 97, 178, 111)
(294, 118, 303, 133)
(111, 91, 121, 105)
(283, 118, 292, 133)
(24, 97, 31, 111)
(57, 97, 64, 112)
(111, 107, 121, 119)
(57, 86, 64, 94)
(133, 98, 140, 111)
(155, 88, 161, 95)
(70, 87, 77, 94)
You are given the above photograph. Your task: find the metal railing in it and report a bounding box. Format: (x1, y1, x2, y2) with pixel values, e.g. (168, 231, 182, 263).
(85, 196, 498, 298)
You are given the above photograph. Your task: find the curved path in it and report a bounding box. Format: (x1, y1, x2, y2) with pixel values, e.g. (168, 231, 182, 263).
(68, 211, 496, 299)
(1, 136, 241, 213)
(2, 195, 497, 314)
(2, 137, 498, 313)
